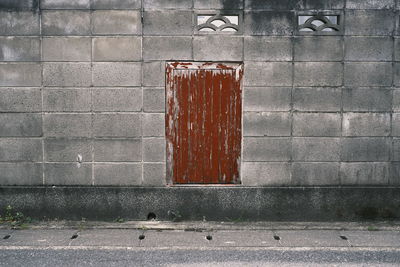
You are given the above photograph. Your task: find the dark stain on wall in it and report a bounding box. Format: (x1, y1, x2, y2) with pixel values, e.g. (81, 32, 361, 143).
(245, 0, 344, 10)
(0, 0, 39, 11)
(221, 0, 244, 10)
(246, 0, 296, 10)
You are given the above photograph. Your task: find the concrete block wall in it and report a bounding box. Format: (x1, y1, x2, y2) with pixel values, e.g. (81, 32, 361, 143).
(0, 0, 399, 187)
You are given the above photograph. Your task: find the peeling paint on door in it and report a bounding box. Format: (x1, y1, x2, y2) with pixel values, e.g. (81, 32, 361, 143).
(166, 62, 243, 184)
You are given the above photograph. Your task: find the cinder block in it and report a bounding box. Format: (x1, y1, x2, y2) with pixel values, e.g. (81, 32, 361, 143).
(0, 0, 39, 10)
(243, 112, 291, 136)
(45, 138, 92, 162)
(0, 163, 42, 185)
(144, 0, 192, 9)
(0, 88, 41, 112)
(42, 11, 90, 35)
(94, 139, 141, 162)
(143, 37, 192, 60)
(91, 0, 142, 9)
(245, 0, 296, 9)
(43, 89, 91, 112)
(92, 88, 142, 112)
(0, 113, 42, 137)
(243, 87, 291, 112)
(92, 63, 141, 86)
(143, 61, 165, 87)
(244, 37, 292, 61)
(42, 37, 91, 62)
(393, 138, 400, 161)
(390, 162, 400, 185)
(295, 0, 344, 9)
(93, 114, 141, 137)
(291, 163, 340, 186)
(143, 113, 165, 137)
(43, 114, 91, 137)
(344, 63, 392, 87)
(0, 37, 40, 61)
(341, 137, 390, 161)
(244, 62, 292, 86)
(241, 162, 291, 186)
(194, 0, 243, 9)
(395, 63, 400, 86)
(394, 90, 400, 112)
(244, 11, 293, 36)
(293, 87, 341, 112)
(345, 37, 393, 61)
(0, 11, 39, 35)
(94, 164, 141, 186)
(293, 113, 341, 137)
(340, 163, 390, 186)
(143, 138, 166, 162)
(393, 113, 400, 136)
(92, 10, 141, 35)
(45, 163, 92, 185)
(0, 139, 42, 162)
(243, 137, 291, 161)
(294, 62, 342, 87)
(41, 0, 90, 9)
(396, 11, 400, 36)
(346, 0, 395, 9)
(194, 36, 243, 61)
(143, 89, 165, 112)
(143, 163, 166, 186)
(91, 0, 141, 9)
(0, 63, 41, 86)
(93, 37, 141, 61)
(395, 38, 400, 61)
(345, 10, 395, 36)
(292, 138, 341, 161)
(342, 113, 391, 137)
(343, 88, 392, 112)
(143, 11, 192, 35)
(294, 37, 343, 62)
(43, 63, 91, 87)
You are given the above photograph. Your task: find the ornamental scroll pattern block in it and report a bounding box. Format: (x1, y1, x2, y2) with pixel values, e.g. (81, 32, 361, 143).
(195, 13, 241, 33)
(298, 14, 342, 34)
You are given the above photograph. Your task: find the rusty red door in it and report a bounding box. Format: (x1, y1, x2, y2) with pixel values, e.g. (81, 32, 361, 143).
(166, 62, 243, 184)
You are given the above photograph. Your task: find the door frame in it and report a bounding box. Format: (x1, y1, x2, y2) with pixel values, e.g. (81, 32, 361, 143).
(165, 61, 244, 185)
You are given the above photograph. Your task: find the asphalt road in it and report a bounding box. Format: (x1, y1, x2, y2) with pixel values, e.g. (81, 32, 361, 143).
(1, 247, 400, 266)
(1, 228, 399, 266)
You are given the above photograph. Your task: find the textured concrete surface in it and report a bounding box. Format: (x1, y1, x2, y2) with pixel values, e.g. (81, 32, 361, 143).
(0, 1, 398, 196)
(0, 186, 400, 221)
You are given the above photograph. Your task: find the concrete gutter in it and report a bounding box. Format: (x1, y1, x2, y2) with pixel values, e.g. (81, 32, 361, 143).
(2, 220, 400, 231)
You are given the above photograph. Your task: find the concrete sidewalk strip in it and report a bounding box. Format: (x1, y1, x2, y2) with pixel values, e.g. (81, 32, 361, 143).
(208, 230, 277, 247)
(276, 230, 349, 247)
(0, 230, 76, 247)
(343, 231, 400, 247)
(70, 229, 143, 247)
(0, 228, 399, 248)
(140, 230, 209, 247)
